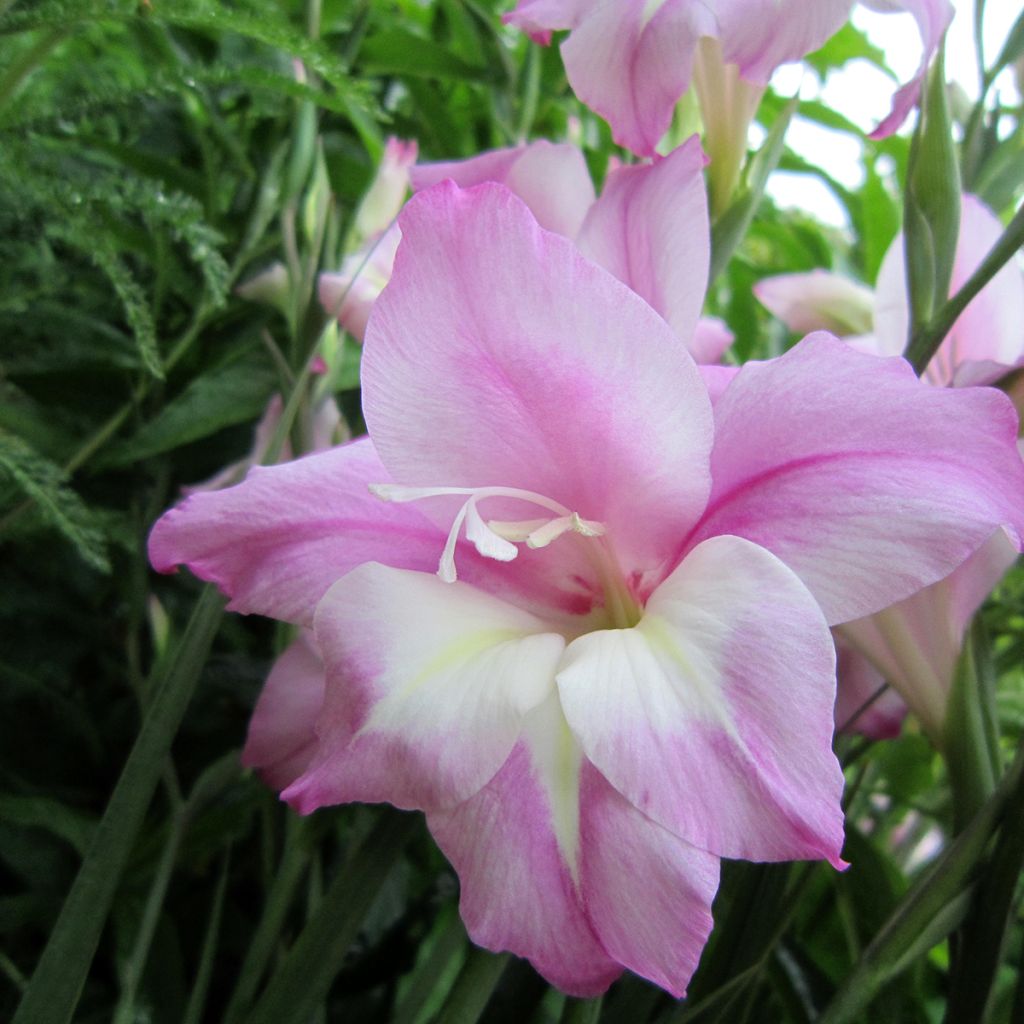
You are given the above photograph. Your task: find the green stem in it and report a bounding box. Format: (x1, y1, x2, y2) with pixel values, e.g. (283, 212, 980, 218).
(223, 815, 314, 1023)
(12, 586, 224, 1024)
(392, 908, 467, 1024)
(182, 850, 231, 1024)
(435, 945, 510, 1024)
(818, 739, 1024, 1024)
(944, 742, 1024, 1023)
(111, 810, 188, 1024)
(905, 201, 1024, 374)
(560, 996, 603, 1024)
(245, 811, 418, 1024)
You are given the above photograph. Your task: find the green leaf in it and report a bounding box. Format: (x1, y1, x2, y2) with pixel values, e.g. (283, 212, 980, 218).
(818, 742, 1024, 1024)
(0, 796, 96, 856)
(244, 811, 418, 1024)
(12, 586, 224, 1024)
(944, 620, 1001, 830)
(859, 161, 900, 283)
(805, 22, 893, 79)
(359, 28, 493, 82)
(710, 95, 798, 283)
(0, 429, 110, 573)
(903, 49, 961, 340)
(99, 347, 277, 467)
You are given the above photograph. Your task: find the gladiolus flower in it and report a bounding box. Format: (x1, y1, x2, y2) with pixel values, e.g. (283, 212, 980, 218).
(150, 183, 1024, 995)
(330, 136, 732, 360)
(756, 193, 1024, 742)
(504, 0, 953, 156)
(319, 138, 417, 340)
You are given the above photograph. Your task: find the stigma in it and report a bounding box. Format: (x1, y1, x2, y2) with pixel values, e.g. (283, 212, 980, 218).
(369, 483, 606, 583)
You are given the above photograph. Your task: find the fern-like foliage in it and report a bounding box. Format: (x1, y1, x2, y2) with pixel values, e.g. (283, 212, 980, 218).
(0, 429, 110, 573)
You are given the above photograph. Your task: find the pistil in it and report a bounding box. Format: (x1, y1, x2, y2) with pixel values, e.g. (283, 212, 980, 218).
(370, 481, 640, 627)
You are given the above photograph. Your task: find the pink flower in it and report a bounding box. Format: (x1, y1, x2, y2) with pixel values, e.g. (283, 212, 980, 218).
(504, 0, 953, 155)
(318, 138, 417, 341)
(413, 137, 722, 358)
(354, 137, 419, 240)
(150, 184, 1024, 995)
(756, 196, 1024, 389)
(339, 136, 731, 361)
(756, 194, 1024, 742)
(318, 223, 402, 342)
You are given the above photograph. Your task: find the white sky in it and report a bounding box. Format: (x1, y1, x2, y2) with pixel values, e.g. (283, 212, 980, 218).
(764, 0, 1021, 227)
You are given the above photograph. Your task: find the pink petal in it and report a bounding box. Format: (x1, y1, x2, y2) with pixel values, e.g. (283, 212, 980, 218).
(363, 182, 714, 577)
(754, 270, 876, 337)
(558, 0, 716, 156)
(699, 363, 740, 404)
(833, 638, 906, 739)
(354, 136, 417, 239)
(319, 224, 402, 342)
(864, 0, 954, 138)
(428, 699, 622, 996)
(690, 316, 735, 365)
(503, 0, 596, 40)
(242, 631, 326, 790)
(576, 137, 709, 349)
(148, 437, 448, 625)
(836, 529, 1018, 737)
(412, 142, 596, 239)
(715, 0, 851, 84)
(557, 534, 846, 866)
(949, 196, 1024, 383)
(686, 333, 1024, 625)
(284, 564, 565, 813)
(579, 764, 719, 998)
(874, 195, 1024, 385)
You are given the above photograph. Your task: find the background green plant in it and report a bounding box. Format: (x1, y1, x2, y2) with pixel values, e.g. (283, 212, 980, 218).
(2, 1, 1023, 1022)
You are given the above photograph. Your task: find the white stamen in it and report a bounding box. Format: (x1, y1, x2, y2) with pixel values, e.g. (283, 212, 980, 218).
(465, 501, 518, 562)
(437, 502, 470, 583)
(526, 515, 575, 549)
(487, 518, 551, 542)
(368, 481, 605, 582)
(570, 512, 605, 538)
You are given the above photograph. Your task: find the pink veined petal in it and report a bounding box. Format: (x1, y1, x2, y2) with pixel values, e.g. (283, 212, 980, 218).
(411, 146, 527, 191)
(283, 564, 565, 814)
(948, 195, 1024, 382)
(864, 0, 954, 138)
(754, 270, 876, 337)
(242, 631, 326, 790)
(836, 529, 1018, 737)
(503, 0, 595, 38)
(318, 223, 402, 343)
(148, 437, 448, 626)
(559, 0, 717, 156)
(579, 764, 720, 998)
(871, 236, 911, 359)
(874, 195, 1024, 385)
(412, 141, 596, 239)
(713, 0, 851, 84)
(557, 534, 846, 866)
(427, 694, 622, 997)
(686, 333, 1024, 626)
(833, 638, 906, 740)
(690, 316, 735, 365)
(576, 137, 709, 348)
(363, 182, 714, 576)
(699, 363, 740, 405)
